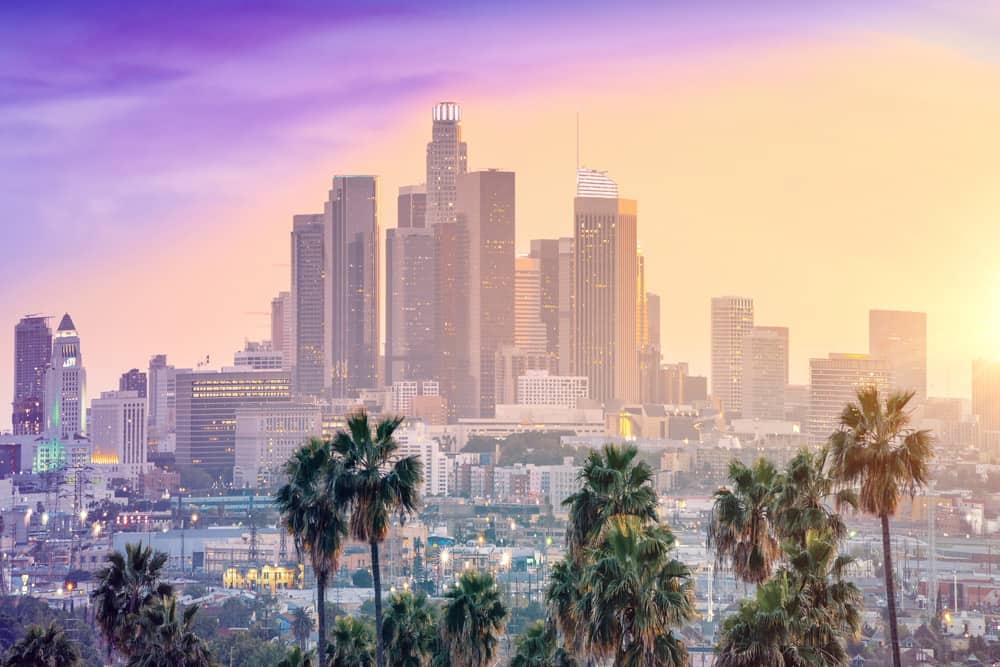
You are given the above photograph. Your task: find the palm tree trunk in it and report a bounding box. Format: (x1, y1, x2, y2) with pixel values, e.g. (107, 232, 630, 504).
(881, 513, 901, 667)
(317, 569, 328, 665)
(371, 540, 385, 667)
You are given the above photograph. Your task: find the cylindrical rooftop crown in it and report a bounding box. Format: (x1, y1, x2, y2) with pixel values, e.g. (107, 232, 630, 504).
(433, 102, 461, 122)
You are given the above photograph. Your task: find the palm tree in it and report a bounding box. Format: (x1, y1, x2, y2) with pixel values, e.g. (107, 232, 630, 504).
(510, 620, 578, 667)
(327, 616, 376, 667)
(563, 443, 657, 560)
(127, 597, 213, 667)
(709, 458, 782, 584)
(2, 622, 80, 667)
(275, 438, 348, 664)
(278, 646, 315, 667)
(772, 449, 857, 548)
(579, 516, 694, 666)
(91, 542, 174, 662)
(545, 559, 585, 657)
(440, 570, 508, 667)
(292, 606, 314, 652)
(715, 576, 793, 667)
(827, 387, 933, 667)
(331, 411, 423, 667)
(381, 591, 437, 667)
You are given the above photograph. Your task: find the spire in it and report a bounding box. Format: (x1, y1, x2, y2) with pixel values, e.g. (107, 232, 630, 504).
(57, 313, 76, 332)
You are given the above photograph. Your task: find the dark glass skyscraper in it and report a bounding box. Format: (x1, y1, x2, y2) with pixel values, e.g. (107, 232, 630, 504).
(12, 315, 52, 434)
(119, 368, 148, 398)
(291, 213, 325, 395)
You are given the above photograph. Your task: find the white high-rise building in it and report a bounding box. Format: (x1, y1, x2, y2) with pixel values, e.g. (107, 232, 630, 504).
(808, 354, 894, 445)
(234, 404, 322, 489)
(271, 291, 294, 371)
(44, 313, 87, 438)
(147, 354, 187, 454)
(390, 380, 440, 416)
(90, 390, 147, 484)
(395, 422, 448, 497)
(741, 326, 788, 421)
(711, 296, 754, 414)
(233, 341, 283, 370)
(516, 370, 588, 408)
(515, 256, 548, 355)
(426, 102, 468, 227)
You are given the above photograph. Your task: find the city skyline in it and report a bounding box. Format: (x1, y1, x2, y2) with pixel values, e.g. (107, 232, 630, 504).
(5, 2, 1000, 405)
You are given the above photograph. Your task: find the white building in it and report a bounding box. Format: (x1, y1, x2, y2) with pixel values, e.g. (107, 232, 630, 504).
(741, 326, 788, 421)
(90, 390, 148, 484)
(390, 380, 440, 416)
(514, 256, 548, 355)
(234, 404, 322, 489)
(808, 354, 893, 445)
(45, 313, 87, 438)
(457, 404, 605, 440)
(516, 369, 588, 408)
(233, 340, 283, 370)
(394, 422, 448, 497)
(710, 296, 754, 414)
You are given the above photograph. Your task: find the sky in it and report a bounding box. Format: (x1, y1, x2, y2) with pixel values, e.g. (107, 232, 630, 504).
(2, 0, 1000, 409)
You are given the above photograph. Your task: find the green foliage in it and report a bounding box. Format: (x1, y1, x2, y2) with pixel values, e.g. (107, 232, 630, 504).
(511, 620, 578, 667)
(440, 571, 508, 667)
(352, 568, 374, 588)
(291, 607, 314, 651)
(2, 622, 80, 667)
(207, 631, 288, 667)
(0, 597, 100, 664)
(126, 597, 213, 667)
(327, 616, 376, 667)
(381, 591, 438, 667)
(217, 597, 253, 629)
(277, 645, 316, 667)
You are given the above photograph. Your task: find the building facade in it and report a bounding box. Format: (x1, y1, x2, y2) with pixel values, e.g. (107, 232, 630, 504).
(90, 390, 147, 483)
(869, 309, 927, 402)
(271, 291, 293, 371)
(291, 213, 325, 395)
(233, 403, 322, 489)
(516, 369, 588, 408)
(12, 315, 52, 435)
(234, 341, 283, 370)
(973, 359, 1000, 450)
(514, 256, 548, 355)
(741, 326, 788, 421)
(710, 296, 754, 414)
(529, 238, 575, 374)
(808, 354, 893, 445)
(44, 314, 87, 438)
(426, 102, 468, 227)
(119, 368, 147, 398)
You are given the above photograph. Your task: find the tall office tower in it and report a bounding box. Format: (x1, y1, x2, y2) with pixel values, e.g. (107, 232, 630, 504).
(808, 354, 893, 445)
(12, 315, 52, 434)
(325, 175, 380, 397)
(119, 368, 147, 398)
(869, 309, 927, 402)
(91, 390, 147, 482)
(639, 287, 663, 404)
(529, 238, 575, 374)
(233, 341, 283, 370)
(147, 354, 185, 454)
(647, 293, 661, 351)
(741, 327, 789, 420)
(291, 213, 325, 395)
(44, 314, 87, 438)
(271, 291, 293, 370)
(458, 169, 516, 417)
(973, 359, 1000, 448)
(386, 185, 436, 384)
(434, 221, 473, 419)
(515, 257, 547, 355)
(710, 296, 755, 414)
(426, 102, 468, 227)
(662, 363, 689, 405)
(574, 168, 639, 404)
(175, 369, 292, 482)
(637, 250, 648, 348)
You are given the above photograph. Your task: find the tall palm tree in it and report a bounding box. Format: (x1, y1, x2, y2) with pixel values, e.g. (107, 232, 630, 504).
(275, 438, 348, 664)
(827, 387, 933, 667)
(709, 458, 782, 584)
(327, 616, 376, 667)
(772, 449, 857, 548)
(381, 591, 437, 667)
(91, 542, 174, 662)
(510, 620, 578, 667)
(2, 622, 80, 667)
(545, 558, 585, 657)
(563, 443, 657, 560)
(278, 646, 315, 667)
(291, 606, 314, 652)
(126, 597, 213, 667)
(715, 576, 793, 667)
(579, 516, 694, 666)
(440, 570, 508, 667)
(331, 411, 423, 667)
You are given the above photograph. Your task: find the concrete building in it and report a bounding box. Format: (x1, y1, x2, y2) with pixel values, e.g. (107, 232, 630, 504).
(175, 370, 292, 482)
(390, 380, 440, 416)
(291, 213, 325, 395)
(385, 185, 436, 384)
(711, 296, 754, 415)
(233, 403, 322, 489)
(973, 359, 1000, 451)
(395, 422, 449, 497)
(147, 354, 187, 455)
(741, 326, 788, 421)
(574, 169, 639, 404)
(433, 220, 474, 420)
(516, 370, 587, 408)
(494, 345, 556, 406)
(869, 309, 927, 402)
(12, 315, 52, 435)
(271, 291, 293, 371)
(44, 314, 87, 438)
(457, 404, 605, 441)
(458, 169, 516, 417)
(325, 175, 380, 397)
(529, 238, 575, 375)
(233, 341, 283, 370)
(808, 354, 893, 445)
(119, 368, 147, 398)
(90, 390, 147, 484)
(426, 102, 468, 227)
(514, 256, 547, 355)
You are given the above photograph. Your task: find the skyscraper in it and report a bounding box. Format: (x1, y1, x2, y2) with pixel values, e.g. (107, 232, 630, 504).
(291, 213, 325, 395)
(973, 359, 1000, 443)
(271, 291, 293, 370)
(711, 296, 754, 414)
(741, 326, 788, 420)
(647, 292, 661, 351)
(386, 185, 436, 384)
(12, 315, 51, 434)
(529, 238, 575, 374)
(514, 256, 547, 354)
(325, 175, 380, 397)
(91, 390, 147, 483)
(574, 169, 639, 404)
(148, 354, 186, 454)
(119, 368, 148, 398)
(458, 169, 516, 417)
(433, 221, 473, 419)
(44, 313, 86, 437)
(808, 354, 893, 445)
(869, 309, 927, 402)
(426, 102, 468, 227)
